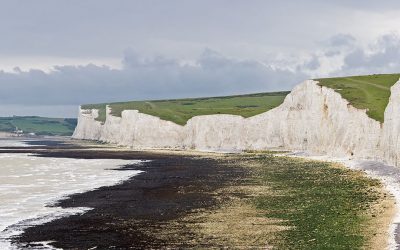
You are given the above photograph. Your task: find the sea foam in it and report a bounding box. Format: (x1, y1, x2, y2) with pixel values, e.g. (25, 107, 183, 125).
(0, 140, 142, 249)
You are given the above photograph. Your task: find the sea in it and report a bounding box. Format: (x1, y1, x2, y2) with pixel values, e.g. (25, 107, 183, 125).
(0, 139, 142, 249)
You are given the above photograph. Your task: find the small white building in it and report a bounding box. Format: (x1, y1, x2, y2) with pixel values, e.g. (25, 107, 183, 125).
(13, 127, 24, 136)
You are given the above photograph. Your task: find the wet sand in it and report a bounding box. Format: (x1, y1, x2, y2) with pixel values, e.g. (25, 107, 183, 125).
(4, 140, 249, 249)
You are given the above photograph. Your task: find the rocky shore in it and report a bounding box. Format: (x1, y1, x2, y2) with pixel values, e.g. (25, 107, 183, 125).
(0, 139, 393, 249)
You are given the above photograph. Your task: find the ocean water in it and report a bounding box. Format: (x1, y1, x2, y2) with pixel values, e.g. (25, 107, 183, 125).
(0, 139, 34, 148)
(0, 139, 142, 249)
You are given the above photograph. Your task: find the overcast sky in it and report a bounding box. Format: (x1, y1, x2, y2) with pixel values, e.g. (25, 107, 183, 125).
(1, 0, 400, 117)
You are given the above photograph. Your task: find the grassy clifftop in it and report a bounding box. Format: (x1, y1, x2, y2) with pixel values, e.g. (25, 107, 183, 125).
(316, 74, 400, 123)
(82, 73, 400, 125)
(0, 116, 77, 136)
(81, 91, 290, 125)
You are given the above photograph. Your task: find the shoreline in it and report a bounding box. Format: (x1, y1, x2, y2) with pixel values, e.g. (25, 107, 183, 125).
(339, 159, 399, 250)
(9, 141, 249, 249)
(0, 143, 144, 249)
(1, 138, 397, 249)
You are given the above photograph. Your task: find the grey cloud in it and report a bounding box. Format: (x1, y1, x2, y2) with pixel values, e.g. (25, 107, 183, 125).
(322, 0, 400, 10)
(0, 50, 308, 111)
(324, 50, 341, 57)
(341, 33, 400, 74)
(1, 1, 399, 60)
(295, 55, 321, 72)
(304, 55, 321, 70)
(328, 34, 356, 47)
(319, 34, 356, 58)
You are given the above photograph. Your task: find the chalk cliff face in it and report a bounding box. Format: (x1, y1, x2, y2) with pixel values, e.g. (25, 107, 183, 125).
(381, 82, 400, 167)
(73, 79, 400, 166)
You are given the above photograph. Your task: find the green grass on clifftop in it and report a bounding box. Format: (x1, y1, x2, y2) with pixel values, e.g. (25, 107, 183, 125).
(81, 91, 290, 125)
(0, 116, 77, 136)
(316, 74, 400, 123)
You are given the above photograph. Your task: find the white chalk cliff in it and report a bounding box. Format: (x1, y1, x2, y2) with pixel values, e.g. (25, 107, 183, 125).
(73, 79, 400, 167)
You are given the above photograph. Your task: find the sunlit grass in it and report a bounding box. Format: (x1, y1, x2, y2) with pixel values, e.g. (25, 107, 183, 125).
(316, 74, 400, 123)
(81, 91, 289, 125)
